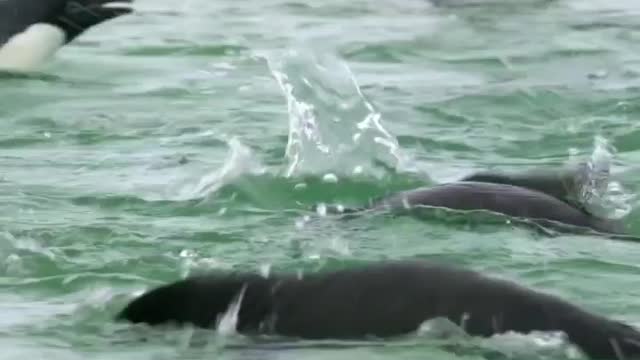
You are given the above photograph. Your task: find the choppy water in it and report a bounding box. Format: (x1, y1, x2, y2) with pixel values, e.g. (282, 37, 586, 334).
(3, 0, 640, 359)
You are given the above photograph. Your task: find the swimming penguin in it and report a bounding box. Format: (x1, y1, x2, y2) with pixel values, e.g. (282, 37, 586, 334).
(0, 0, 134, 72)
(321, 164, 630, 238)
(367, 181, 624, 235)
(117, 260, 640, 360)
(460, 162, 603, 214)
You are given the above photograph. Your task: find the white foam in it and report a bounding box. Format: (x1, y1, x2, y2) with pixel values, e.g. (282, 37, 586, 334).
(0, 23, 66, 72)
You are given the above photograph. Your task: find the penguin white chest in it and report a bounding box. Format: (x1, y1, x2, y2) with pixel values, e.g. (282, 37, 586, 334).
(0, 23, 66, 72)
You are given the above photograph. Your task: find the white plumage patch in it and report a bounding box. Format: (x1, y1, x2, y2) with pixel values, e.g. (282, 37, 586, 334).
(0, 23, 66, 73)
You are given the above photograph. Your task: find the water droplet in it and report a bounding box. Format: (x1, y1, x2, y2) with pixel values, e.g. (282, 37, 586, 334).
(316, 203, 327, 216)
(322, 173, 338, 183)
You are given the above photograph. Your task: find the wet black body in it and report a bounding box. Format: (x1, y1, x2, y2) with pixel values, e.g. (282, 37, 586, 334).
(460, 165, 593, 211)
(0, 0, 133, 46)
(118, 261, 640, 359)
(371, 181, 622, 234)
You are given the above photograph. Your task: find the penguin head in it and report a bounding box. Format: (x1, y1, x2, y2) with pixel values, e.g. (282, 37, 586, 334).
(116, 272, 275, 332)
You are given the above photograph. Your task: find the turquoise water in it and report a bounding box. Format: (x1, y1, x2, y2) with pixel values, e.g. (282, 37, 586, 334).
(2, 0, 640, 358)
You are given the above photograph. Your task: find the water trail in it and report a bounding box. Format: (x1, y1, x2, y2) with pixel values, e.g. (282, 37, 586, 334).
(266, 49, 416, 180)
(174, 136, 266, 201)
(577, 136, 633, 219)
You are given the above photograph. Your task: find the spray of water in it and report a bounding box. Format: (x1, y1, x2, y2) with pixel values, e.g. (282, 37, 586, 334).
(216, 285, 247, 336)
(174, 136, 266, 201)
(417, 317, 583, 359)
(266, 49, 415, 179)
(577, 136, 633, 219)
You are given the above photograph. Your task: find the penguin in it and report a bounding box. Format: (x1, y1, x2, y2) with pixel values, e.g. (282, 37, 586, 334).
(0, 0, 134, 72)
(117, 260, 640, 360)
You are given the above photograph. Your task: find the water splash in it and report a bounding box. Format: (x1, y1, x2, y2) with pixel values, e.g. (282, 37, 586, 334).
(0, 232, 57, 276)
(577, 136, 633, 219)
(266, 49, 415, 179)
(216, 285, 247, 336)
(417, 317, 583, 359)
(259, 263, 271, 278)
(482, 330, 584, 360)
(178, 249, 231, 278)
(174, 136, 266, 201)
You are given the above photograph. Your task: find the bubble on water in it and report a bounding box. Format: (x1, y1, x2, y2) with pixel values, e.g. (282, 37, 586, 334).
(294, 182, 307, 190)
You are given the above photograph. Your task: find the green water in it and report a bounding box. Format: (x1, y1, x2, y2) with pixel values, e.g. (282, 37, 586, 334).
(3, 0, 640, 359)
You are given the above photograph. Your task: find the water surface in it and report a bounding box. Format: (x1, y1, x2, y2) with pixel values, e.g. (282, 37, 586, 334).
(2, 0, 640, 359)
